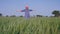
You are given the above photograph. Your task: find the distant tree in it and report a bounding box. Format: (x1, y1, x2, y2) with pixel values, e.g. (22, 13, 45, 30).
(50, 16, 53, 17)
(10, 15, 16, 17)
(6, 15, 9, 17)
(20, 16, 23, 17)
(0, 13, 2, 16)
(46, 16, 48, 17)
(36, 15, 42, 17)
(52, 10, 60, 17)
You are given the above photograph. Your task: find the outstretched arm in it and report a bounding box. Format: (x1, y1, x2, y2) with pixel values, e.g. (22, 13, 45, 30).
(21, 9, 26, 12)
(29, 9, 33, 11)
(16, 9, 25, 12)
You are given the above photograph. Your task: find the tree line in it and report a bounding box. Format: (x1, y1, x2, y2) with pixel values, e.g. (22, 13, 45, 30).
(0, 10, 60, 17)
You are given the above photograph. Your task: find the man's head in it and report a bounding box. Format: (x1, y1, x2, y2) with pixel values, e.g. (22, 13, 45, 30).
(25, 5, 29, 10)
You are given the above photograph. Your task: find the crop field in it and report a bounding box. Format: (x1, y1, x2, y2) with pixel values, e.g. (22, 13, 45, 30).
(0, 17, 60, 34)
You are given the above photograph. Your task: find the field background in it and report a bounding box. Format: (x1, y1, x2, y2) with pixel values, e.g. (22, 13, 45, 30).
(0, 17, 60, 34)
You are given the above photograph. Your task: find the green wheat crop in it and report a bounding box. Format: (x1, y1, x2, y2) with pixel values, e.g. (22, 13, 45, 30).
(0, 17, 60, 34)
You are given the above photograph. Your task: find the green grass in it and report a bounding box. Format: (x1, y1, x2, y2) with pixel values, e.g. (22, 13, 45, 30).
(0, 17, 60, 34)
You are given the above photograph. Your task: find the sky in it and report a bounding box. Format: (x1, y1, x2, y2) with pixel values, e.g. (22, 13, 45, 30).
(0, 0, 60, 16)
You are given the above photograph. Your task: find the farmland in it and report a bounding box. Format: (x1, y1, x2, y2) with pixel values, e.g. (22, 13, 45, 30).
(0, 17, 60, 34)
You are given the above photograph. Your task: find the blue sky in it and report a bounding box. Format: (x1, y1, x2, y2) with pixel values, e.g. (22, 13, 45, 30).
(0, 0, 60, 16)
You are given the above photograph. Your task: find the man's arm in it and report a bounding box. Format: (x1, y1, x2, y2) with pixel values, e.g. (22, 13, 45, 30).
(29, 9, 33, 11)
(21, 9, 26, 12)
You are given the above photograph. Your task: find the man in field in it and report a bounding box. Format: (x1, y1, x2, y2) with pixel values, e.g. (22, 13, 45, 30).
(17, 5, 33, 19)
